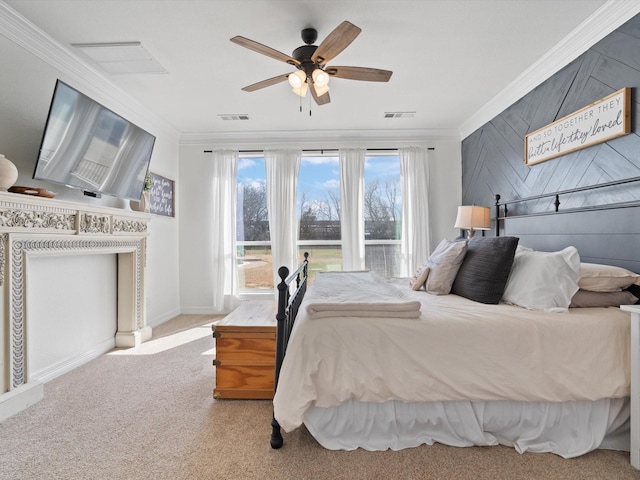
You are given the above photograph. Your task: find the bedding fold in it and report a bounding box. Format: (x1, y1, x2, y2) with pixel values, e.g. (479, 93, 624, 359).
(305, 271, 421, 319)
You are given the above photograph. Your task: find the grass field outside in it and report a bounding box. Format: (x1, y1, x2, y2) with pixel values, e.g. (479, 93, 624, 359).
(237, 245, 344, 289)
(238, 243, 400, 289)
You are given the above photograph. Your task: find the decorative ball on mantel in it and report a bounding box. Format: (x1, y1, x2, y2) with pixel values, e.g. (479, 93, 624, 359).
(0, 154, 19, 191)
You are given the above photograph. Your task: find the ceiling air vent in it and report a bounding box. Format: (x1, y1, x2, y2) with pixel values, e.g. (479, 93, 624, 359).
(218, 114, 250, 121)
(384, 112, 416, 119)
(71, 42, 167, 75)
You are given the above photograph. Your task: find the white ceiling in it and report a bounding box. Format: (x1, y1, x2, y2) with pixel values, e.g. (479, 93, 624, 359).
(4, 0, 629, 141)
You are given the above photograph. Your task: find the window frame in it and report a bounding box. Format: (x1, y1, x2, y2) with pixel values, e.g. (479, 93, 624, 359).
(236, 150, 403, 292)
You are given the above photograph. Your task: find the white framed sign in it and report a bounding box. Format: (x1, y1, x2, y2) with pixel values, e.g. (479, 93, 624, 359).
(524, 87, 631, 166)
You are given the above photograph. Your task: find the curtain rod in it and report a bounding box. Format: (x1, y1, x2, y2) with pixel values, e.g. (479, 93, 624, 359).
(203, 147, 435, 153)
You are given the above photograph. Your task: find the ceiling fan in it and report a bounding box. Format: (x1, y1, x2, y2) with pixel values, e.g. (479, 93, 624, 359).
(230, 21, 393, 106)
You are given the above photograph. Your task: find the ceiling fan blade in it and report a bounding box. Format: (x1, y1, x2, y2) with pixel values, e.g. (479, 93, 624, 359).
(231, 36, 300, 66)
(241, 73, 290, 92)
(310, 83, 331, 105)
(312, 21, 361, 65)
(325, 66, 393, 82)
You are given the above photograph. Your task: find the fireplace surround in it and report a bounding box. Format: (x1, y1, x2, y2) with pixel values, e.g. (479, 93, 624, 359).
(0, 191, 150, 420)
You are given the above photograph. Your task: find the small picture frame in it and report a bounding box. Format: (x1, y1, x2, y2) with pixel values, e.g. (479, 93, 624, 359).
(148, 172, 175, 217)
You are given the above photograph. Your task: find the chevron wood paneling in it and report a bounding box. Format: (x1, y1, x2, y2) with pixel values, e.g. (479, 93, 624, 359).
(462, 14, 640, 218)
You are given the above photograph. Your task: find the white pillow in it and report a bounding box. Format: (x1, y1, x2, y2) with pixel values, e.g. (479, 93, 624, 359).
(578, 263, 640, 292)
(502, 246, 580, 313)
(424, 238, 467, 295)
(409, 263, 430, 291)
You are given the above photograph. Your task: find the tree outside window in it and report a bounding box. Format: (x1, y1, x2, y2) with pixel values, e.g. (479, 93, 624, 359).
(364, 155, 402, 277)
(236, 156, 272, 289)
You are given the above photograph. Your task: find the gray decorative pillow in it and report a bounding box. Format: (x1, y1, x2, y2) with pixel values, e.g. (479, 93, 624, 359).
(425, 238, 467, 295)
(569, 289, 639, 308)
(451, 236, 519, 304)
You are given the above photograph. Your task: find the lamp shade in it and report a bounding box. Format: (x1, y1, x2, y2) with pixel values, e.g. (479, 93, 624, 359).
(454, 205, 491, 230)
(313, 83, 329, 96)
(288, 70, 306, 89)
(291, 82, 308, 97)
(312, 68, 330, 87)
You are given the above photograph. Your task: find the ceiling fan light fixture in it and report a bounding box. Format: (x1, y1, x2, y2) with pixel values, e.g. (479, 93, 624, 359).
(292, 82, 308, 97)
(288, 70, 306, 89)
(314, 83, 330, 96)
(311, 68, 330, 87)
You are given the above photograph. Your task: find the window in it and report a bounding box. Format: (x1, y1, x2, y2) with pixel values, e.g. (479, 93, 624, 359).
(236, 155, 273, 290)
(236, 151, 403, 290)
(297, 155, 341, 280)
(364, 154, 402, 277)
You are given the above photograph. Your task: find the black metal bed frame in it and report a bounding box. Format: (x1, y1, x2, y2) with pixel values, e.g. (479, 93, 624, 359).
(494, 176, 640, 236)
(268, 178, 640, 449)
(270, 252, 309, 449)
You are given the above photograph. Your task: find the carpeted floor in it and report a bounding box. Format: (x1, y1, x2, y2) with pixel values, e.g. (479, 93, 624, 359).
(1, 314, 639, 480)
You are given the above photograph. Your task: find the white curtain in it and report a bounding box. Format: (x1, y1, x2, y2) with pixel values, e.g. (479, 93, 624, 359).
(210, 149, 238, 312)
(339, 148, 365, 271)
(265, 149, 301, 287)
(399, 146, 431, 277)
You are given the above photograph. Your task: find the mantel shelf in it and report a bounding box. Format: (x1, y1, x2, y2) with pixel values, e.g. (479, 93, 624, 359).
(0, 191, 150, 236)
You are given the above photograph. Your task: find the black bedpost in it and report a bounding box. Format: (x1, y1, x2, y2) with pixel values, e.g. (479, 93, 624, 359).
(303, 251, 309, 278)
(495, 194, 501, 237)
(270, 266, 289, 449)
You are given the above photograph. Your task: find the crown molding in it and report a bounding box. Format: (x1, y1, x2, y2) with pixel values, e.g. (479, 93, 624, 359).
(459, 0, 640, 140)
(0, 2, 180, 140)
(179, 128, 462, 148)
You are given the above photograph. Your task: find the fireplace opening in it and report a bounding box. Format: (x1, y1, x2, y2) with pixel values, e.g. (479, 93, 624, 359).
(27, 254, 118, 383)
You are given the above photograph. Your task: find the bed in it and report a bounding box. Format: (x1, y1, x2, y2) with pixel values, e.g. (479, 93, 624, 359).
(269, 189, 640, 459)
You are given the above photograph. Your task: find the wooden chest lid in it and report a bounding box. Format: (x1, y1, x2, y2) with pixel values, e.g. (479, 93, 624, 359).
(212, 301, 277, 335)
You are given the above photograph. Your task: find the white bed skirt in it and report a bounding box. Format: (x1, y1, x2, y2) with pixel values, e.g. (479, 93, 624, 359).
(303, 398, 630, 457)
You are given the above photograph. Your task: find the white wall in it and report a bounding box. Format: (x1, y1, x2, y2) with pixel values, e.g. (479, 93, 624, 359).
(144, 133, 181, 326)
(177, 140, 462, 313)
(426, 142, 463, 246)
(178, 145, 217, 313)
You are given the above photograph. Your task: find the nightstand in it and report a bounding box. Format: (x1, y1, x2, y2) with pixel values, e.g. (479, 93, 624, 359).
(622, 304, 640, 469)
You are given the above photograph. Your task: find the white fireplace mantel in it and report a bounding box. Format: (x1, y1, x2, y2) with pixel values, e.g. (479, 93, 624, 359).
(0, 191, 151, 420)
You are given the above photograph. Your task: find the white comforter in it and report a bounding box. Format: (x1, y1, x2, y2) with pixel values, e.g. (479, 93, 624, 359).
(305, 271, 421, 319)
(273, 277, 630, 433)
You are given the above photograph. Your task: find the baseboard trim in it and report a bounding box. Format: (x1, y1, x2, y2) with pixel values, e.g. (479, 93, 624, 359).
(29, 338, 115, 384)
(0, 382, 44, 422)
(180, 307, 230, 315)
(147, 308, 182, 328)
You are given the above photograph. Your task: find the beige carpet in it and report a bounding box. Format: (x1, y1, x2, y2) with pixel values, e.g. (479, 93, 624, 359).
(1, 314, 638, 480)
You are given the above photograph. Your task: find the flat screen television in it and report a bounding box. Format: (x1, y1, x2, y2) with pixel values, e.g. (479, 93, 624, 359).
(33, 80, 156, 201)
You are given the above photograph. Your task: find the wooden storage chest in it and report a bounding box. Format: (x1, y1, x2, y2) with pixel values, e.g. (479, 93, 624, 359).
(212, 301, 276, 399)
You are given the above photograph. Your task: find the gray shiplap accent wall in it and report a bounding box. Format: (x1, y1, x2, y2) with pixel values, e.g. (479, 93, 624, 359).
(462, 14, 640, 217)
